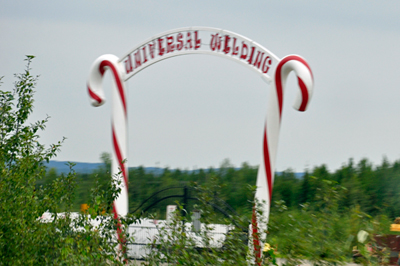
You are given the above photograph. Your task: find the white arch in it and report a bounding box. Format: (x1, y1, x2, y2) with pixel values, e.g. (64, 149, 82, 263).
(119, 27, 280, 83)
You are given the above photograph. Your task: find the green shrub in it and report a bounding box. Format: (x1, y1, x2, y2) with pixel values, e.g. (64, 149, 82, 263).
(0, 56, 135, 265)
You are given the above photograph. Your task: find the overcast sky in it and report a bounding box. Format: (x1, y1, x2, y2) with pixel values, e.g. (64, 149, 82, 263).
(1, 1, 400, 172)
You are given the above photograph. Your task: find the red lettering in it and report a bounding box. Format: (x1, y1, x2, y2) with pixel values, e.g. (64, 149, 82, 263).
(158, 38, 165, 56)
(186, 32, 192, 49)
(124, 54, 133, 74)
(134, 50, 141, 68)
(253, 51, 264, 69)
(240, 42, 248, 59)
(210, 34, 222, 51)
(262, 56, 272, 73)
(247, 46, 255, 64)
(148, 42, 155, 59)
(231, 37, 239, 56)
(167, 36, 175, 53)
(223, 35, 231, 54)
(176, 33, 184, 50)
(124, 59, 129, 73)
(194, 31, 201, 49)
(142, 46, 148, 64)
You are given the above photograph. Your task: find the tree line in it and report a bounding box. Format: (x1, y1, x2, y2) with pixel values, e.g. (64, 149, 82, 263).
(272, 158, 400, 219)
(43, 155, 400, 221)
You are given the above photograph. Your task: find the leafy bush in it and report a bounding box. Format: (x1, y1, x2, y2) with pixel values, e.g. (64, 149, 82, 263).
(268, 176, 391, 266)
(0, 56, 135, 265)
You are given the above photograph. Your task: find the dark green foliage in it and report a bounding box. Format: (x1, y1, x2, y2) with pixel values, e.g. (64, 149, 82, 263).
(271, 169, 299, 208)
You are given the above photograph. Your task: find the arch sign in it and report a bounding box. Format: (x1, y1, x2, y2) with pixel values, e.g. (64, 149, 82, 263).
(87, 26, 314, 262)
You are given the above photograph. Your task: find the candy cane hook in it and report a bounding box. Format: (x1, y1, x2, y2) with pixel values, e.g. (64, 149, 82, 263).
(252, 55, 314, 264)
(87, 54, 128, 216)
(87, 54, 129, 255)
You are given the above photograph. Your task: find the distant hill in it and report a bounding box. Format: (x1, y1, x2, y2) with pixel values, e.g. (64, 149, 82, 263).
(45, 161, 103, 174)
(45, 161, 171, 175)
(44, 161, 304, 178)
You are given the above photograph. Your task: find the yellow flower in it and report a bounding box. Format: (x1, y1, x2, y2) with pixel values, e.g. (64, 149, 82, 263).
(263, 243, 271, 252)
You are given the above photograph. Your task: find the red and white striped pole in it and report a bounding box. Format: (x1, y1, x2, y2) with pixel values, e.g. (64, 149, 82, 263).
(87, 54, 129, 252)
(252, 55, 314, 264)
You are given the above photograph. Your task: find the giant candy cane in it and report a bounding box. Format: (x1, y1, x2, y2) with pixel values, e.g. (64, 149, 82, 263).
(87, 54, 128, 249)
(252, 55, 314, 263)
